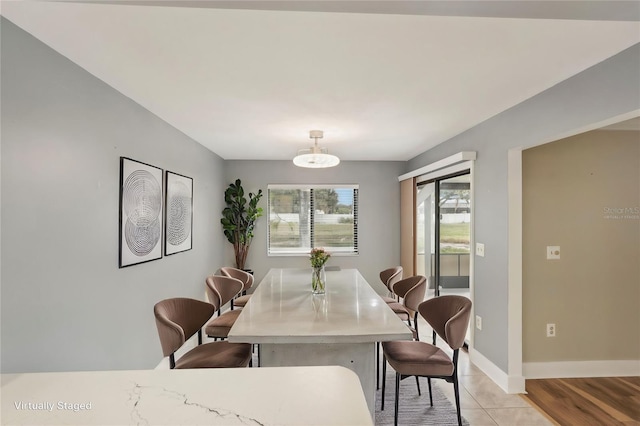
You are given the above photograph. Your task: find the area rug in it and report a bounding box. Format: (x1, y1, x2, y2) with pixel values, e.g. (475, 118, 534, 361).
(375, 368, 470, 426)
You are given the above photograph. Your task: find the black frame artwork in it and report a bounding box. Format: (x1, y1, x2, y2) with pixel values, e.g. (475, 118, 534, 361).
(164, 171, 193, 256)
(119, 157, 164, 268)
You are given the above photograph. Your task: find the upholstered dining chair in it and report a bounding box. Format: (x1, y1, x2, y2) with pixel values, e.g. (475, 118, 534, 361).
(381, 295, 472, 426)
(387, 275, 427, 330)
(379, 266, 403, 304)
(204, 275, 244, 341)
(153, 297, 252, 369)
(377, 274, 426, 390)
(220, 267, 254, 309)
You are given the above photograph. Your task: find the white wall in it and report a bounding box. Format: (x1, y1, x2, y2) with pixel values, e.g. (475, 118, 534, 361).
(1, 19, 227, 373)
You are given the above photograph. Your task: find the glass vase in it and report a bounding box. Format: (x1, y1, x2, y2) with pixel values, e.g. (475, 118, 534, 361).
(311, 265, 326, 295)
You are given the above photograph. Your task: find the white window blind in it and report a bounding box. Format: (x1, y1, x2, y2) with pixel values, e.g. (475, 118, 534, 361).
(268, 185, 358, 256)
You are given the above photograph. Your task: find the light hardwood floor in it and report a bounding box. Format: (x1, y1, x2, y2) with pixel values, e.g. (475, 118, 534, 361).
(523, 377, 640, 426)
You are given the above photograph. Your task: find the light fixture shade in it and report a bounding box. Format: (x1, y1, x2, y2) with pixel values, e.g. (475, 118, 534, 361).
(293, 130, 340, 168)
(293, 149, 340, 168)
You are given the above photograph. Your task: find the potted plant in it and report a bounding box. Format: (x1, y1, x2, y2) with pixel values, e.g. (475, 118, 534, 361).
(310, 248, 331, 294)
(221, 179, 263, 271)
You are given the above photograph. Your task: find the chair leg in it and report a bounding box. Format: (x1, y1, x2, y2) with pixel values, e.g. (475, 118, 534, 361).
(381, 354, 387, 411)
(394, 372, 400, 426)
(454, 376, 462, 426)
(376, 342, 380, 390)
(428, 378, 433, 406)
(415, 376, 421, 395)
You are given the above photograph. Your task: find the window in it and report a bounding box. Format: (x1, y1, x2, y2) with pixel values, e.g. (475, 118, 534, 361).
(268, 184, 358, 255)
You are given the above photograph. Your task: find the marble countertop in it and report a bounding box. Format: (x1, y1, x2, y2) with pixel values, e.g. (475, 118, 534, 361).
(1, 365, 372, 425)
(228, 268, 412, 344)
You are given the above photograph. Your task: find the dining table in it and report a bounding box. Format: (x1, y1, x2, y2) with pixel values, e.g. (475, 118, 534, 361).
(1, 365, 372, 425)
(228, 267, 413, 417)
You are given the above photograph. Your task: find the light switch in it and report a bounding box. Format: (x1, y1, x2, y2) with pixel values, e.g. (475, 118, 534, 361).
(547, 246, 560, 260)
(475, 243, 485, 257)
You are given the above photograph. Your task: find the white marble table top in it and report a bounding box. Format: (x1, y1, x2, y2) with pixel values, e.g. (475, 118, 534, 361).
(228, 268, 412, 344)
(1, 366, 372, 425)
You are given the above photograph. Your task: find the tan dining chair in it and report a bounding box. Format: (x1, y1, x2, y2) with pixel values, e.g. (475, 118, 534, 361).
(220, 267, 254, 309)
(379, 266, 403, 304)
(377, 274, 426, 390)
(387, 275, 427, 331)
(154, 297, 252, 369)
(381, 295, 472, 426)
(204, 275, 244, 341)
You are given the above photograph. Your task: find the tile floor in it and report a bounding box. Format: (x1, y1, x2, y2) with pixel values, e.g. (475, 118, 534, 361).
(416, 318, 553, 426)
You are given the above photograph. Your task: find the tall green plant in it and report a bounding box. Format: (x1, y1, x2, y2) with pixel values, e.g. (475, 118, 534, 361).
(221, 179, 263, 270)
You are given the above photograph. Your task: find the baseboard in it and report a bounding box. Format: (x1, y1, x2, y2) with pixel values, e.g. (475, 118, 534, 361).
(524, 360, 640, 379)
(469, 348, 525, 394)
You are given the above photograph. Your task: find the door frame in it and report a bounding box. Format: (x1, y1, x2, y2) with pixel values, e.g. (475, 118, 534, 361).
(400, 153, 476, 347)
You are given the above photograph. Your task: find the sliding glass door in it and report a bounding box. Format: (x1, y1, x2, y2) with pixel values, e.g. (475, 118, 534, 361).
(417, 171, 471, 302)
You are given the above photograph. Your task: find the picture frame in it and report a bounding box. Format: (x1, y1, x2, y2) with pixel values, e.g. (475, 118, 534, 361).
(119, 157, 164, 268)
(164, 171, 193, 256)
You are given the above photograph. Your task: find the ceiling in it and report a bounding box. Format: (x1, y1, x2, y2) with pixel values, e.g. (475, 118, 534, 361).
(2, 1, 639, 161)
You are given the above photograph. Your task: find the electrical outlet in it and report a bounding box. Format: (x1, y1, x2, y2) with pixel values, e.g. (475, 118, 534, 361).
(475, 315, 482, 330)
(547, 246, 560, 260)
(547, 323, 556, 337)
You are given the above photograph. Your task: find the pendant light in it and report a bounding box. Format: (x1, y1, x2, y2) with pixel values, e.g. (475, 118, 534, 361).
(293, 130, 340, 168)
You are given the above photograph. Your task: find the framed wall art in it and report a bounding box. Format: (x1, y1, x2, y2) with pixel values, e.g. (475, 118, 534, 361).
(165, 171, 193, 256)
(119, 157, 163, 268)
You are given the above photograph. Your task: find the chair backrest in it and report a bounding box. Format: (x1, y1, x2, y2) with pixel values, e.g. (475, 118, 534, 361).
(206, 275, 244, 306)
(220, 267, 254, 292)
(204, 276, 221, 311)
(154, 298, 215, 357)
(393, 275, 426, 312)
(380, 266, 403, 292)
(418, 295, 472, 351)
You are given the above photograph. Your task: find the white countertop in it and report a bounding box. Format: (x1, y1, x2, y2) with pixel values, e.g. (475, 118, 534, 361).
(1, 366, 372, 425)
(228, 268, 412, 344)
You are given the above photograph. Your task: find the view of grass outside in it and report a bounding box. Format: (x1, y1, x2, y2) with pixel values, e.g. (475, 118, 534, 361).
(268, 186, 357, 253)
(269, 220, 303, 247)
(269, 222, 354, 248)
(440, 223, 471, 253)
(417, 222, 470, 254)
(314, 223, 354, 248)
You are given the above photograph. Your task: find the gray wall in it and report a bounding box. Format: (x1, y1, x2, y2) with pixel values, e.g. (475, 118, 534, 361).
(224, 160, 405, 293)
(1, 19, 227, 373)
(3, 13, 638, 379)
(407, 43, 640, 372)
